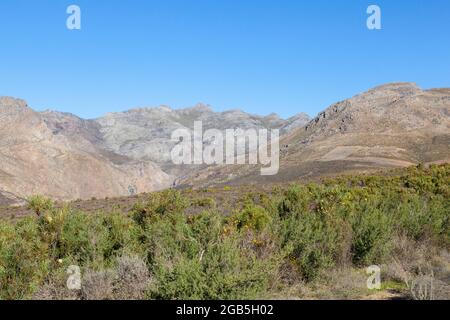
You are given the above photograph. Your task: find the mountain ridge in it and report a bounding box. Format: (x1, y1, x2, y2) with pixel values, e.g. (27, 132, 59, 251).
(0, 98, 311, 204)
(1, 82, 449, 203)
(178, 82, 450, 187)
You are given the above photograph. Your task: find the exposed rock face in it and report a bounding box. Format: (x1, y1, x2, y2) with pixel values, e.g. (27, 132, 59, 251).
(179, 83, 450, 187)
(0, 190, 23, 207)
(0, 98, 171, 202)
(0, 99, 310, 203)
(303, 83, 448, 137)
(95, 104, 310, 165)
(3, 82, 448, 200)
(281, 113, 312, 133)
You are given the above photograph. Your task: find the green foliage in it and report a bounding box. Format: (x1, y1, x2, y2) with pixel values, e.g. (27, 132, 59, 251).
(39, 208, 140, 268)
(350, 206, 393, 265)
(275, 185, 351, 280)
(27, 195, 53, 217)
(193, 197, 216, 208)
(144, 210, 279, 299)
(132, 189, 189, 226)
(0, 218, 50, 299)
(231, 203, 272, 232)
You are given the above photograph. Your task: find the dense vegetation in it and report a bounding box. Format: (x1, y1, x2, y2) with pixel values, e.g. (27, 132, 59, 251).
(0, 164, 449, 300)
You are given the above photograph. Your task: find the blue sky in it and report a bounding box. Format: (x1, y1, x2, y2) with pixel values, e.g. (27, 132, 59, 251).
(0, 0, 449, 119)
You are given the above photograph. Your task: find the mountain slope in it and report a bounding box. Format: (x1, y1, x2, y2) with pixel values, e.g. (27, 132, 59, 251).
(94, 104, 309, 166)
(0, 98, 309, 202)
(0, 97, 171, 202)
(285, 83, 450, 165)
(2, 83, 448, 200)
(180, 83, 450, 187)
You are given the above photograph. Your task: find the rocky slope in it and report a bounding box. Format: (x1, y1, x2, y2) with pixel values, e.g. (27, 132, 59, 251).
(0, 97, 171, 203)
(0, 98, 310, 203)
(95, 104, 309, 165)
(2, 82, 448, 202)
(180, 83, 450, 187)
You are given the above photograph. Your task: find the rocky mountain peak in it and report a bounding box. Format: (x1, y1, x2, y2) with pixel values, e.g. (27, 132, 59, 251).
(301, 83, 440, 137)
(186, 103, 213, 112)
(0, 97, 29, 109)
(281, 112, 311, 132)
(370, 82, 419, 91)
(181, 83, 449, 188)
(354, 82, 422, 101)
(0, 97, 30, 117)
(157, 105, 174, 112)
(0, 97, 39, 128)
(0, 82, 448, 203)
(264, 113, 281, 120)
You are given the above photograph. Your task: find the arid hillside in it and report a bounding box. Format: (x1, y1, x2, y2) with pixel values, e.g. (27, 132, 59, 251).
(180, 83, 450, 187)
(1, 83, 449, 202)
(0, 97, 171, 203)
(0, 97, 309, 204)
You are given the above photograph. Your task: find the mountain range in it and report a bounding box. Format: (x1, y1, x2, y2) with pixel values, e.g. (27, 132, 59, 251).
(0, 97, 309, 205)
(180, 83, 450, 187)
(1, 82, 449, 205)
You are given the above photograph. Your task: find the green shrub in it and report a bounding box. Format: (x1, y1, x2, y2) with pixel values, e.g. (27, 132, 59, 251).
(145, 210, 280, 299)
(36, 206, 140, 269)
(0, 164, 448, 299)
(276, 206, 350, 281)
(232, 203, 272, 232)
(0, 218, 50, 299)
(350, 205, 393, 266)
(132, 190, 189, 226)
(393, 194, 449, 244)
(27, 195, 53, 217)
(193, 197, 216, 208)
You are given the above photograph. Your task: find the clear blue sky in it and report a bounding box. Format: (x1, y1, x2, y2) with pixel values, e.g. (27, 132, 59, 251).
(0, 0, 449, 119)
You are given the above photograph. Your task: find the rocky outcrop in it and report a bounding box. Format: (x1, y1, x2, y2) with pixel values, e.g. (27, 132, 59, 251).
(303, 83, 448, 137)
(179, 83, 450, 187)
(0, 98, 310, 203)
(94, 104, 310, 165)
(5, 82, 446, 199)
(0, 98, 171, 202)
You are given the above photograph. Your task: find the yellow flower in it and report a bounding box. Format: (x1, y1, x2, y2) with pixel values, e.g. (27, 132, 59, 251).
(45, 215, 53, 224)
(57, 259, 63, 264)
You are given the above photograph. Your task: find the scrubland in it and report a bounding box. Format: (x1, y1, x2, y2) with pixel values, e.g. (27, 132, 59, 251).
(0, 164, 448, 300)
